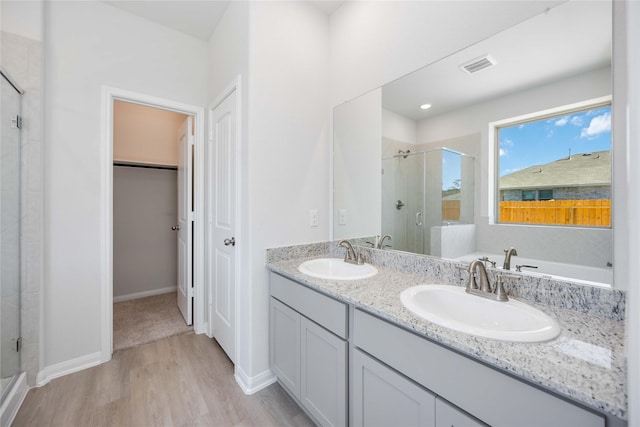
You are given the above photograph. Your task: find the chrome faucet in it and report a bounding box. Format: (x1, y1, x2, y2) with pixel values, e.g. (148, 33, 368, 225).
(338, 239, 363, 265)
(503, 247, 518, 270)
(466, 260, 510, 302)
(477, 256, 496, 268)
(467, 260, 491, 293)
(377, 234, 392, 249)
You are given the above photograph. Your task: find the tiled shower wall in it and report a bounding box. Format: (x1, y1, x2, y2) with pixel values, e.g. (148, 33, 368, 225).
(1, 30, 43, 386)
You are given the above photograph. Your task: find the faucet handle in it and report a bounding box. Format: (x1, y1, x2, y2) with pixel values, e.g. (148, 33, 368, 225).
(493, 276, 509, 301)
(493, 273, 521, 301)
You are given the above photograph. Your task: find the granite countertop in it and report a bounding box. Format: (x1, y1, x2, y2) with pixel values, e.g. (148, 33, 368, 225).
(267, 255, 627, 421)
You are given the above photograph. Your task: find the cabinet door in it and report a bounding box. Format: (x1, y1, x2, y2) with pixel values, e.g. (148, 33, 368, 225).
(436, 398, 487, 427)
(270, 298, 301, 397)
(300, 317, 347, 427)
(353, 349, 436, 427)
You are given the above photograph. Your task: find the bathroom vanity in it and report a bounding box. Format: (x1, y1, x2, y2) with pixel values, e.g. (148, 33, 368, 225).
(267, 246, 627, 427)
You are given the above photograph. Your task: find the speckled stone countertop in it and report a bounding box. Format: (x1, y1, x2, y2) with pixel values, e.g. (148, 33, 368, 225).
(267, 253, 627, 421)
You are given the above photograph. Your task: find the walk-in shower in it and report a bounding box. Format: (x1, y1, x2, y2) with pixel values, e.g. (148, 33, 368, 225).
(382, 147, 474, 255)
(0, 68, 23, 406)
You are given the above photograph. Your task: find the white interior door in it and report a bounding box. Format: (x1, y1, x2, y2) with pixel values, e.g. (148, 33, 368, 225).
(209, 90, 237, 362)
(177, 116, 193, 325)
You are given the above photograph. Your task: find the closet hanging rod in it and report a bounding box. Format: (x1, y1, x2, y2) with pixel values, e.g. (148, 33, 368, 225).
(113, 161, 177, 171)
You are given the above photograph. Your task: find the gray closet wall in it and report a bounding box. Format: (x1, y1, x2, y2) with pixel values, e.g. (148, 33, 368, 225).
(113, 165, 177, 300)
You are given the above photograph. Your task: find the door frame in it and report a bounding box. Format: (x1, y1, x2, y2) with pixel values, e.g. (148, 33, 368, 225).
(100, 86, 205, 360)
(206, 76, 242, 363)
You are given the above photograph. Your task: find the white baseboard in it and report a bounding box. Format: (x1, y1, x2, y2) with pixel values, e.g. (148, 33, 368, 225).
(36, 351, 105, 387)
(235, 366, 276, 395)
(1, 372, 28, 427)
(113, 286, 176, 303)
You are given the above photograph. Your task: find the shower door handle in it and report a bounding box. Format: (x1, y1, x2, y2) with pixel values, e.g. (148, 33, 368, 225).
(415, 212, 423, 226)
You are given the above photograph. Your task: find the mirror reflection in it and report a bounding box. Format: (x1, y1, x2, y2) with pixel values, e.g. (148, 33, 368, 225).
(333, 0, 613, 287)
(382, 148, 474, 255)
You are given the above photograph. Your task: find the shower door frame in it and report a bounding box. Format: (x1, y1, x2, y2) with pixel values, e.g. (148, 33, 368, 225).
(0, 68, 24, 390)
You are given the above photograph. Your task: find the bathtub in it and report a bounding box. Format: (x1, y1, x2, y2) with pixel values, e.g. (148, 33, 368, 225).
(454, 252, 613, 288)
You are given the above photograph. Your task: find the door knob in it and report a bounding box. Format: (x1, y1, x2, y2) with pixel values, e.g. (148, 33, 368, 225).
(224, 237, 236, 246)
(171, 225, 180, 231)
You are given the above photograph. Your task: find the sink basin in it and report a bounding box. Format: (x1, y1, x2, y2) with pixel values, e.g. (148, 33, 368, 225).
(400, 285, 560, 342)
(298, 258, 378, 280)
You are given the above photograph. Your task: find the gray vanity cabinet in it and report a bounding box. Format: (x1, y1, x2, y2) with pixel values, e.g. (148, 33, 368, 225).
(353, 349, 436, 427)
(270, 298, 301, 396)
(353, 309, 605, 427)
(269, 272, 616, 427)
(435, 398, 487, 427)
(300, 316, 347, 426)
(269, 273, 348, 427)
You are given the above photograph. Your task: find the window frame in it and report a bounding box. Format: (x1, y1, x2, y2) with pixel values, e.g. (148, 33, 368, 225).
(489, 96, 612, 228)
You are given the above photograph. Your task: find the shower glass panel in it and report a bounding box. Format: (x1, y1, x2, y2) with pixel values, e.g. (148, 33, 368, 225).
(382, 153, 425, 254)
(382, 148, 474, 256)
(0, 71, 22, 400)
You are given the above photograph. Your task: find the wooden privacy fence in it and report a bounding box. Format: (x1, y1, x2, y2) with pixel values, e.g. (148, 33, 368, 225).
(499, 200, 611, 227)
(442, 200, 461, 221)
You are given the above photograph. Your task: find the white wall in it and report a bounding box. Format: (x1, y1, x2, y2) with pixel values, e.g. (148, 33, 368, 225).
(416, 67, 612, 267)
(329, 0, 562, 107)
(0, 0, 43, 41)
(206, 0, 251, 386)
(382, 108, 416, 144)
(245, 1, 330, 387)
(43, 1, 207, 369)
(206, 1, 330, 390)
(334, 89, 381, 240)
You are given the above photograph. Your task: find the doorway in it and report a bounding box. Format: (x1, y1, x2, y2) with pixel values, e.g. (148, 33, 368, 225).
(112, 101, 192, 351)
(100, 87, 205, 359)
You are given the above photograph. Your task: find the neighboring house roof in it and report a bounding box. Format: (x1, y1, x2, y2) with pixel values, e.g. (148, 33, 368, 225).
(500, 150, 611, 190)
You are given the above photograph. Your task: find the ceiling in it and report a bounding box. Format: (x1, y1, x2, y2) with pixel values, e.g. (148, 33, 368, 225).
(104, 0, 345, 41)
(382, 1, 612, 121)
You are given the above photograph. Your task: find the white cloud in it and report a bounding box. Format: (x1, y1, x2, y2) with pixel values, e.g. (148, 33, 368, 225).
(499, 148, 507, 157)
(502, 137, 514, 147)
(554, 116, 569, 126)
(570, 116, 583, 126)
(581, 112, 611, 138)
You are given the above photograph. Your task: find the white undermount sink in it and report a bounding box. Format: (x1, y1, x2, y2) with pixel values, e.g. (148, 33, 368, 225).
(298, 258, 378, 280)
(400, 284, 560, 342)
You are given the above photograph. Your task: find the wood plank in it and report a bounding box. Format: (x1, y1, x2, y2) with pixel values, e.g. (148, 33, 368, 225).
(12, 333, 314, 427)
(498, 200, 611, 226)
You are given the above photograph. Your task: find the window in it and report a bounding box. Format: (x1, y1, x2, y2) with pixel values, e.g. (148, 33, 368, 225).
(497, 103, 611, 227)
(538, 189, 553, 201)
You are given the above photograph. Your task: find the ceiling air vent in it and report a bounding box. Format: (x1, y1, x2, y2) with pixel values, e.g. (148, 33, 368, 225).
(459, 54, 497, 75)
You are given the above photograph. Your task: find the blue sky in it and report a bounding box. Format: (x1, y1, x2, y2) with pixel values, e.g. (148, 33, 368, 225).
(498, 105, 611, 176)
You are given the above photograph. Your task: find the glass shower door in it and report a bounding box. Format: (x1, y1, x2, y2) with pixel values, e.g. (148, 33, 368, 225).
(1, 72, 22, 398)
(381, 153, 425, 253)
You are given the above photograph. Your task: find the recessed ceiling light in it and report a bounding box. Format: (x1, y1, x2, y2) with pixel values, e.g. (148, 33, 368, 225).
(419, 104, 432, 110)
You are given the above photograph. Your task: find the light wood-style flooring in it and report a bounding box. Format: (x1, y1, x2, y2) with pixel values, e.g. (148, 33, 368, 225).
(13, 333, 314, 427)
